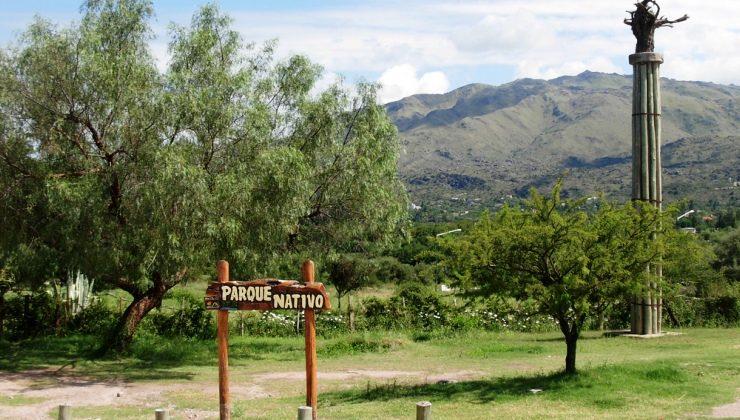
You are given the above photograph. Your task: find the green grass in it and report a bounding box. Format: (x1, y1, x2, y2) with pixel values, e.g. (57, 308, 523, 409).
(1, 328, 738, 419)
(0, 395, 46, 407)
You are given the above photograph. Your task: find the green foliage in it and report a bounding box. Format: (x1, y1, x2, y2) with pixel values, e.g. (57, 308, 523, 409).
(360, 284, 450, 331)
(663, 228, 723, 297)
(666, 295, 740, 327)
(2, 293, 58, 340)
(326, 255, 377, 306)
(0, 1, 407, 350)
(66, 300, 118, 336)
(441, 182, 664, 372)
(148, 298, 215, 340)
(713, 227, 740, 282)
(373, 256, 417, 284)
(238, 311, 299, 337)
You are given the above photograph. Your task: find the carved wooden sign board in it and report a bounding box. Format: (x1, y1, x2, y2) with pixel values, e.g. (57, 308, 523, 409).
(205, 279, 332, 311)
(209, 260, 326, 420)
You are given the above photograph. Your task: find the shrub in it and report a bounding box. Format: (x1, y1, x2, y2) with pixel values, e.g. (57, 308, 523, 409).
(240, 311, 298, 337)
(2, 292, 58, 339)
(358, 284, 453, 331)
(67, 299, 118, 336)
(665, 294, 740, 327)
(149, 297, 215, 339)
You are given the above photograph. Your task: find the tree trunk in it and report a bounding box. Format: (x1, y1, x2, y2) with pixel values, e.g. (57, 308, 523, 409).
(557, 314, 583, 375)
(564, 333, 578, 374)
(100, 274, 176, 354)
(0, 290, 5, 339)
(348, 294, 355, 332)
(664, 302, 680, 327)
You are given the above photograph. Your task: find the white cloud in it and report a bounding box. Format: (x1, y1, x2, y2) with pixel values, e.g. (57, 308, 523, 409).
(2, 0, 738, 92)
(516, 57, 622, 80)
(378, 64, 450, 103)
(452, 10, 557, 54)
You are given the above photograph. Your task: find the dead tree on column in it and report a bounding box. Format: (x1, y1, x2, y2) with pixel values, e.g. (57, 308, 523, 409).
(624, 0, 689, 53)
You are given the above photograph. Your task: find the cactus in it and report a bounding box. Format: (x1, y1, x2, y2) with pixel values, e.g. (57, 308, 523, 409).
(67, 271, 95, 315)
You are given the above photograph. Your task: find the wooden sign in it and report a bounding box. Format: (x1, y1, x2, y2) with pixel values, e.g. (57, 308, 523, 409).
(204, 279, 331, 311)
(208, 260, 327, 420)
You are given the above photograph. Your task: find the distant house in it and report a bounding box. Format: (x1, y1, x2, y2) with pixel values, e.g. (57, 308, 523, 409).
(680, 227, 697, 234)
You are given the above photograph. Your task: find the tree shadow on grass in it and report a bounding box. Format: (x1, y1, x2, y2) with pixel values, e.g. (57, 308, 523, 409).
(323, 370, 586, 406)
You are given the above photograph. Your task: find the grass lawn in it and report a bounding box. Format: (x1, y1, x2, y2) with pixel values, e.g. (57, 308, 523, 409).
(0, 328, 738, 419)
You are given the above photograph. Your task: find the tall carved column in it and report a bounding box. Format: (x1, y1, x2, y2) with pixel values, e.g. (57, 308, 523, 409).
(625, 0, 687, 336)
(629, 52, 663, 335)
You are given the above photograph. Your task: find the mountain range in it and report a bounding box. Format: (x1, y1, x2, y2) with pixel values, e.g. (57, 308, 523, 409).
(385, 71, 739, 217)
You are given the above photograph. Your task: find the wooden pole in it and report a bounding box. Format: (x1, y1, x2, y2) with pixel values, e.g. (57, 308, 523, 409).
(155, 408, 170, 420)
(303, 260, 318, 420)
(654, 61, 663, 332)
(631, 65, 639, 200)
(416, 401, 432, 420)
(217, 260, 231, 420)
(640, 64, 649, 200)
(630, 52, 664, 335)
(58, 404, 71, 420)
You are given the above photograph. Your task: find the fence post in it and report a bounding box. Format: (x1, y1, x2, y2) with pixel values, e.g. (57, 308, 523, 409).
(416, 401, 432, 420)
(297, 406, 312, 420)
(155, 408, 169, 420)
(58, 404, 72, 420)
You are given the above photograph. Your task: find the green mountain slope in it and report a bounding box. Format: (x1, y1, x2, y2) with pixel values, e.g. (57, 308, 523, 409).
(387, 71, 740, 214)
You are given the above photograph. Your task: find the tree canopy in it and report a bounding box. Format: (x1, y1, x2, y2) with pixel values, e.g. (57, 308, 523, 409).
(0, 0, 408, 352)
(442, 183, 663, 373)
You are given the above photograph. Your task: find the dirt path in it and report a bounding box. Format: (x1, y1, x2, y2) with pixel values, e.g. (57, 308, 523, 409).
(1, 369, 737, 419)
(0, 368, 480, 419)
(711, 390, 740, 419)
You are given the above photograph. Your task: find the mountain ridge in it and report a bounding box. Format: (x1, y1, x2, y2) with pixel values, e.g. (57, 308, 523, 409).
(386, 71, 740, 216)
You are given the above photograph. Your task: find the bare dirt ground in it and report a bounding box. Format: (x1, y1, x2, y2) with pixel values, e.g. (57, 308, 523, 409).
(0, 368, 481, 419)
(1, 369, 737, 419)
(711, 390, 740, 419)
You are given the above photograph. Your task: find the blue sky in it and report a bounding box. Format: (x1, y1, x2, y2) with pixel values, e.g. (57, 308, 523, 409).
(1, 0, 738, 102)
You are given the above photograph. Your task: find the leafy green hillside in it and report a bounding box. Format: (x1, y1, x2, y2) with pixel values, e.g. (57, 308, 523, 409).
(387, 71, 740, 214)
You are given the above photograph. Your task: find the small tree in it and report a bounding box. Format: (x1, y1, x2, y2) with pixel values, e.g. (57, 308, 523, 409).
(327, 256, 376, 309)
(444, 183, 662, 374)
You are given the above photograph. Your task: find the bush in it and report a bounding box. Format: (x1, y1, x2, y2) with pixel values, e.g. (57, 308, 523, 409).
(467, 298, 557, 333)
(316, 312, 350, 337)
(67, 299, 118, 336)
(665, 294, 740, 327)
(239, 311, 298, 337)
(374, 257, 416, 284)
(2, 292, 58, 340)
(358, 284, 479, 332)
(360, 296, 411, 330)
(149, 297, 215, 339)
(357, 289, 558, 334)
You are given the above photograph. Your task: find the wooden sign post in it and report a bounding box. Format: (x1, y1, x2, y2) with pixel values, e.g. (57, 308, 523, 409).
(217, 260, 230, 420)
(205, 260, 331, 420)
(303, 260, 318, 420)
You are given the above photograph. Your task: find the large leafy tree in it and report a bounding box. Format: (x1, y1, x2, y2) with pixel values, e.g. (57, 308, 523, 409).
(444, 183, 662, 374)
(0, 0, 407, 352)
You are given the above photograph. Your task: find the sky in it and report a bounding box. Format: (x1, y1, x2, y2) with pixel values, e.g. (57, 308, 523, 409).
(1, 0, 738, 103)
